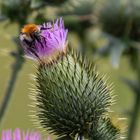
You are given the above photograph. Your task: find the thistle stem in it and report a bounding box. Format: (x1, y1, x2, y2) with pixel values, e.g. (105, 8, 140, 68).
(0, 49, 24, 124)
(0, 21, 26, 124)
(127, 44, 140, 140)
(127, 94, 140, 140)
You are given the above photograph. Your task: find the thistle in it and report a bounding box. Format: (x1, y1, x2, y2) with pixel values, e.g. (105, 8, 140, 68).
(20, 18, 123, 139)
(1, 128, 51, 140)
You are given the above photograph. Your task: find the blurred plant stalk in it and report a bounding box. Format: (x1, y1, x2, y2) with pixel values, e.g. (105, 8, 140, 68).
(127, 46, 140, 140)
(123, 1, 140, 138)
(128, 94, 140, 140)
(0, 0, 32, 124)
(0, 25, 25, 124)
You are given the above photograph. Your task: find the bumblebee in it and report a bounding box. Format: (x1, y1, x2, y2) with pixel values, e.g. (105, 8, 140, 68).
(20, 23, 53, 59)
(21, 23, 52, 49)
(21, 23, 52, 42)
(20, 24, 46, 59)
(21, 23, 41, 42)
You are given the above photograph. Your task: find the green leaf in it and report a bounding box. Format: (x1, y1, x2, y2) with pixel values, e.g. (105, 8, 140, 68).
(109, 39, 126, 69)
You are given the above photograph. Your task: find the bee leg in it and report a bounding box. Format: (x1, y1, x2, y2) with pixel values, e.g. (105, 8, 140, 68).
(34, 35, 45, 48)
(40, 35, 47, 47)
(24, 39, 39, 58)
(40, 27, 52, 30)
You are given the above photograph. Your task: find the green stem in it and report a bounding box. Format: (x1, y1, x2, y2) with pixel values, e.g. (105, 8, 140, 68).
(0, 49, 24, 124)
(127, 94, 140, 140)
(127, 44, 140, 140)
(0, 23, 25, 124)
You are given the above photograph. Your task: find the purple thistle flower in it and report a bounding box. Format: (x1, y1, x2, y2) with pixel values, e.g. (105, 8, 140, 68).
(1, 128, 51, 140)
(19, 18, 68, 64)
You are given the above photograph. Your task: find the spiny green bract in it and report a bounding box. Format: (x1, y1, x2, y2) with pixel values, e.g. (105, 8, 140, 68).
(88, 118, 120, 140)
(33, 49, 121, 139)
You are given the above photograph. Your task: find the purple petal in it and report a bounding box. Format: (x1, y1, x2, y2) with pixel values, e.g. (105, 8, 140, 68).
(13, 129, 21, 140)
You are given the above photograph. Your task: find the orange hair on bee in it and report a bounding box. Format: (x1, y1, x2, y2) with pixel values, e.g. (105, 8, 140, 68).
(21, 24, 38, 34)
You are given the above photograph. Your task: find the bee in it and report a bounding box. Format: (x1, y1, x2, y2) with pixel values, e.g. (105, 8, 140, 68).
(21, 23, 41, 42)
(20, 23, 52, 59)
(20, 23, 52, 46)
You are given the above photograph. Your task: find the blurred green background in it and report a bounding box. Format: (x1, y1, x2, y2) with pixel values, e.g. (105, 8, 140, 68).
(0, 0, 140, 140)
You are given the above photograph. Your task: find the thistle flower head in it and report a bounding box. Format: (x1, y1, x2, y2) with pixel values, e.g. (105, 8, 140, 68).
(20, 18, 68, 64)
(30, 49, 123, 139)
(1, 128, 51, 140)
